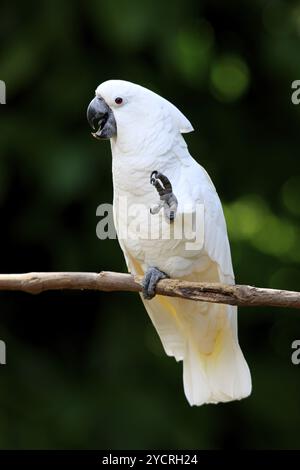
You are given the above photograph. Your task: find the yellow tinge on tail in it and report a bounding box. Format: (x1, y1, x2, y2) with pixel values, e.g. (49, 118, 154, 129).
(140, 272, 251, 406)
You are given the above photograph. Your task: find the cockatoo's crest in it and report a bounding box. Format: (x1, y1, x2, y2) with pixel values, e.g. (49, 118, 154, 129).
(95, 79, 194, 136)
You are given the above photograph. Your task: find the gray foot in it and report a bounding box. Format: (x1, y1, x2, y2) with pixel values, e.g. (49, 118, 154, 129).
(150, 171, 178, 222)
(142, 266, 169, 300)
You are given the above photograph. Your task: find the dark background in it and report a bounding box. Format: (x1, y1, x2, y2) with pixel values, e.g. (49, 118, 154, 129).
(1, 0, 300, 449)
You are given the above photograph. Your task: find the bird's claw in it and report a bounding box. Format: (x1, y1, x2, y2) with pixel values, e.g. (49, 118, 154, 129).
(150, 171, 178, 222)
(142, 266, 169, 300)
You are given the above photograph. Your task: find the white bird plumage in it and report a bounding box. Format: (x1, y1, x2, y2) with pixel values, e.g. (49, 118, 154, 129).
(95, 79, 252, 405)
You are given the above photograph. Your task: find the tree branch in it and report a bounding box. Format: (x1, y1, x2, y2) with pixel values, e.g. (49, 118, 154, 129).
(0, 271, 299, 309)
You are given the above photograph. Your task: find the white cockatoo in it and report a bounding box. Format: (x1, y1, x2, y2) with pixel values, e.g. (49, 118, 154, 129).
(87, 80, 252, 405)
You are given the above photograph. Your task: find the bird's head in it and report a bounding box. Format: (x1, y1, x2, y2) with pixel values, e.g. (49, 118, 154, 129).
(87, 80, 193, 154)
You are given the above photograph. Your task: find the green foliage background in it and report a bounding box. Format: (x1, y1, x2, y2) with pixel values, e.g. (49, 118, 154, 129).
(1, 0, 300, 449)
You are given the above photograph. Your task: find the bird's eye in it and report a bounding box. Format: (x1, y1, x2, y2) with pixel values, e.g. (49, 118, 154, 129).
(115, 97, 123, 105)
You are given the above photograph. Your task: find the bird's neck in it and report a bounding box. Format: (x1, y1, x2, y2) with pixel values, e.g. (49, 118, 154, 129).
(110, 132, 191, 198)
(111, 148, 178, 200)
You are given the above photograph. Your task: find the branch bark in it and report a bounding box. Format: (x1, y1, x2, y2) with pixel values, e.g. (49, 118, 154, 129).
(0, 271, 299, 309)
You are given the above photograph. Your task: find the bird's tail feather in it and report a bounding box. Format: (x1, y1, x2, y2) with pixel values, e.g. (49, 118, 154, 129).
(141, 295, 251, 406)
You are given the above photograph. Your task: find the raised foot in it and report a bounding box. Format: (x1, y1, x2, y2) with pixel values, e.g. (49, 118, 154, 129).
(142, 266, 169, 300)
(150, 171, 178, 222)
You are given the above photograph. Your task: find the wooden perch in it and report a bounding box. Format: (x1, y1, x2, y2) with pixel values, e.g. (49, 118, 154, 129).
(0, 271, 299, 309)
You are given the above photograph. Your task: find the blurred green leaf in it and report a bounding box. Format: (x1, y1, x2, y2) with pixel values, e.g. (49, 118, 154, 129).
(210, 54, 250, 102)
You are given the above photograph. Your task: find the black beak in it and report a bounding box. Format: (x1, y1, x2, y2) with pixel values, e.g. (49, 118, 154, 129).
(87, 96, 117, 140)
(87, 97, 108, 130)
